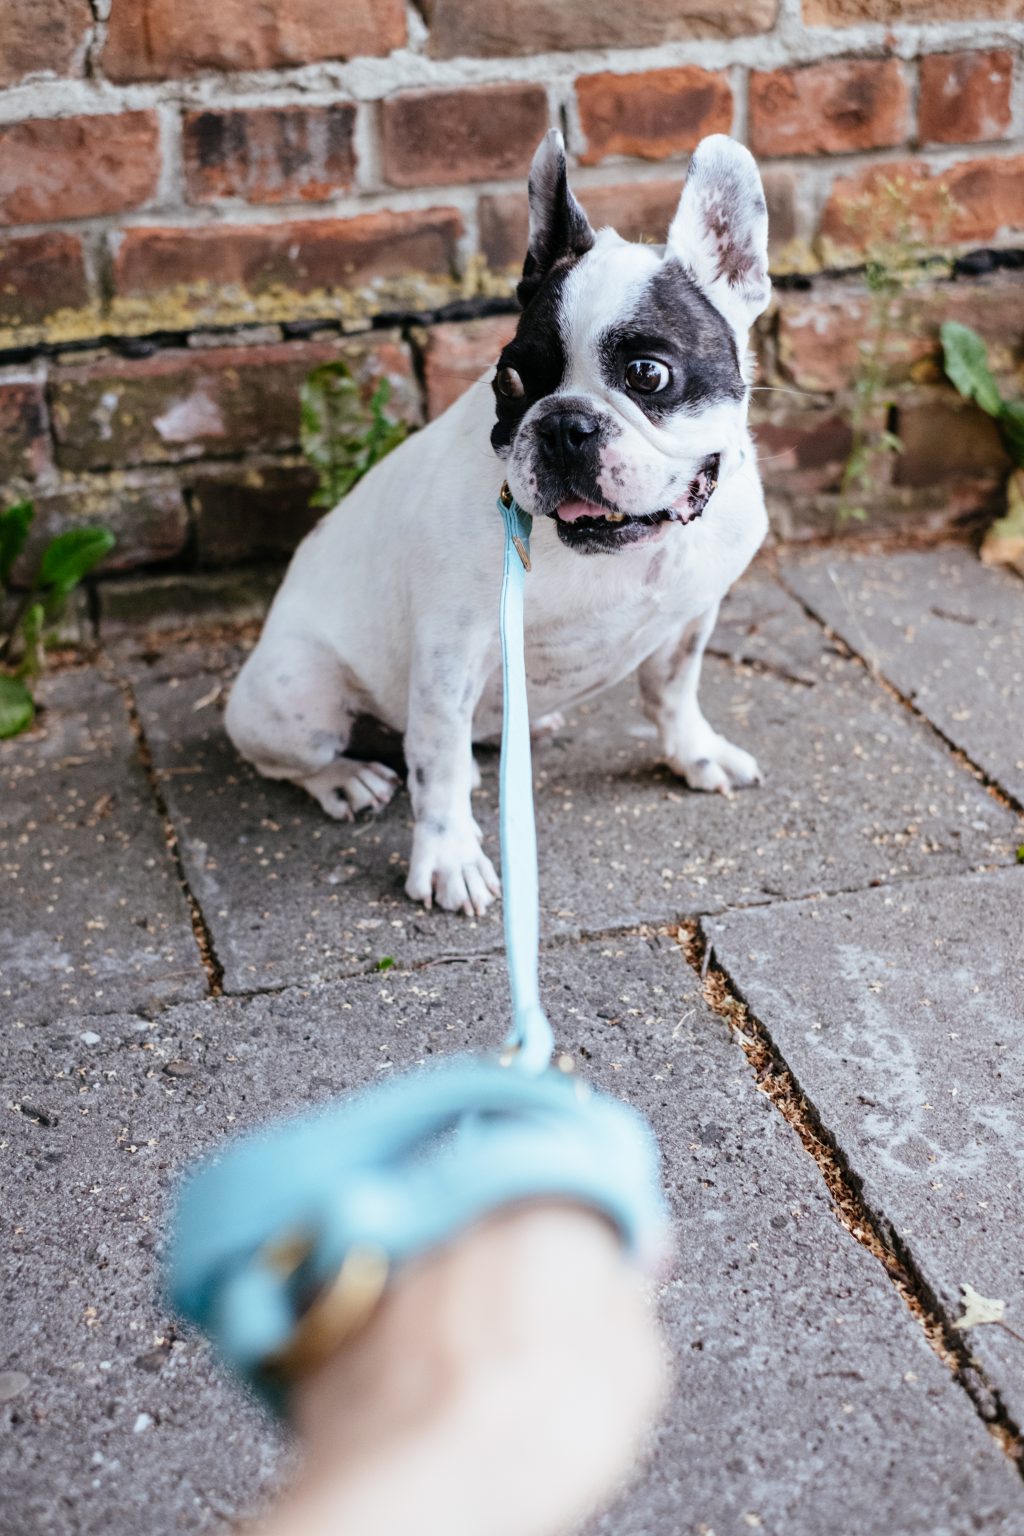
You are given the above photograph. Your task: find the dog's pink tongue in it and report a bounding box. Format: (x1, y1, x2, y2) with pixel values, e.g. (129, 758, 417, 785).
(557, 499, 602, 522)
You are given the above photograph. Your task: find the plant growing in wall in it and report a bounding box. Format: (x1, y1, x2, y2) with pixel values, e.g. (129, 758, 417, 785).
(300, 360, 410, 508)
(0, 501, 114, 739)
(837, 177, 953, 522)
(942, 322, 1024, 571)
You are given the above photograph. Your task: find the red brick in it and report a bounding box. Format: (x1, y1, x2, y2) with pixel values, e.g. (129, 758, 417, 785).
(749, 59, 909, 158)
(424, 317, 515, 417)
(381, 85, 548, 189)
(183, 105, 357, 206)
(189, 462, 321, 566)
(13, 474, 189, 582)
(0, 113, 160, 226)
(113, 210, 462, 301)
(423, 0, 779, 57)
(0, 373, 51, 482)
(103, 0, 405, 81)
(804, 0, 1019, 21)
(50, 335, 419, 472)
(577, 67, 733, 165)
(750, 406, 854, 497)
(479, 171, 797, 272)
(821, 156, 1024, 253)
(894, 396, 1010, 487)
(918, 51, 1014, 146)
(0, 0, 91, 87)
(0, 232, 90, 333)
(777, 274, 1024, 393)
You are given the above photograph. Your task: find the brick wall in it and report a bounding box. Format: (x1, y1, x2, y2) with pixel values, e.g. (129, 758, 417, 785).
(1, 0, 1022, 625)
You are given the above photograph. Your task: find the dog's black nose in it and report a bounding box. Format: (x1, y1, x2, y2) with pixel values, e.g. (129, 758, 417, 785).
(536, 410, 599, 468)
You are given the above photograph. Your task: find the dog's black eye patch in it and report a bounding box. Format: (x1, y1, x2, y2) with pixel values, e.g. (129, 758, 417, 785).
(599, 261, 745, 421)
(491, 262, 573, 454)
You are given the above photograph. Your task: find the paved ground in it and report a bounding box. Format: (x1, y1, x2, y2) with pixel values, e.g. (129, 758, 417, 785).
(2, 544, 1023, 1535)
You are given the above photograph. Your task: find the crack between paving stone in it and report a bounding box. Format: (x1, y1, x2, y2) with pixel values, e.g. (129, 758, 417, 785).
(703, 646, 816, 689)
(106, 665, 225, 999)
(776, 568, 1024, 820)
(675, 919, 1024, 1475)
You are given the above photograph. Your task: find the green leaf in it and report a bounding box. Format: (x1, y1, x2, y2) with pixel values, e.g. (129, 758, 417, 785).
(1016, 844, 1024, 865)
(0, 674, 34, 738)
(0, 500, 34, 588)
(38, 526, 115, 598)
(300, 360, 410, 508)
(998, 400, 1024, 467)
(941, 322, 1003, 418)
(374, 956, 395, 972)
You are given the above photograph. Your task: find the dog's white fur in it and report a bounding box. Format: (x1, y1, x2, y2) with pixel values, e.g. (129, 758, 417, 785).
(226, 133, 770, 916)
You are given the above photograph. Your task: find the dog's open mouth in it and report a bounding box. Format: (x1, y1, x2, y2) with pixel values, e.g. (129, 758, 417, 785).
(551, 453, 721, 552)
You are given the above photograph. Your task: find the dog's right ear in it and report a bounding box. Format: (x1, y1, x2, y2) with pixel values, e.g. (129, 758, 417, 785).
(517, 130, 595, 308)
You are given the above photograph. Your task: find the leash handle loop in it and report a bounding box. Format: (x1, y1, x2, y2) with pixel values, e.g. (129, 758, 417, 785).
(497, 484, 553, 1075)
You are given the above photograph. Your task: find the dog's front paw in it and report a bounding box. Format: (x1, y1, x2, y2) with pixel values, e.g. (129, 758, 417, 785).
(666, 733, 763, 796)
(406, 826, 501, 916)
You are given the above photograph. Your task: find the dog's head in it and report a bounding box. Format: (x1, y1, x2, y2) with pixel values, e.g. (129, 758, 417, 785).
(492, 131, 770, 554)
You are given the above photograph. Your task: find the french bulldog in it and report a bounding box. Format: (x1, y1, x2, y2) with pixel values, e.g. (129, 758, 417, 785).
(226, 130, 771, 916)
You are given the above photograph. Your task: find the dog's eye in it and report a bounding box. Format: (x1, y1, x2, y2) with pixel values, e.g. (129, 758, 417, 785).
(495, 366, 525, 400)
(625, 359, 671, 395)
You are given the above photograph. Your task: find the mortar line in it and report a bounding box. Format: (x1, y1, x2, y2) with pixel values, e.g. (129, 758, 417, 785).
(676, 919, 1024, 1473)
(775, 566, 1024, 819)
(106, 663, 225, 997)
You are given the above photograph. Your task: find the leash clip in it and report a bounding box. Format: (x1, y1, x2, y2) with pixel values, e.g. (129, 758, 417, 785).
(499, 482, 532, 571)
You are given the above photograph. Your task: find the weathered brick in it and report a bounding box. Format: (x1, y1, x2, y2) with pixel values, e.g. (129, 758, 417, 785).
(381, 85, 548, 188)
(422, 0, 779, 57)
(50, 335, 419, 473)
(103, 0, 405, 81)
(577, 67, 733, 165)
(821, 156, 1024, 254)
(918, 51, 1014, 146)
(749, 59, 909, 157)
(98, 569, 281, 633)
(0, 372, 51, 483)
(0, 113, 160, 226)
(768, 482, 999, 544)
(112, 211, 462, 310)
(895, 396, 1011, 487)
(189, 461, 321, 565)
(776, 274, 1024, 393)
(12, 473, 189, 584)
(183, 105, 357, 206)
(750, 406, 854, 498)
(0, 232, 90, 334)
(804, 0, 1018, 21)
(480, 178, 686, 270)
(0, 0, 91, 87)
(424, 317, 515, 417)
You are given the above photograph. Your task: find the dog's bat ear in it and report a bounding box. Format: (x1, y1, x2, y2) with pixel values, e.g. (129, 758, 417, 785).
(666, 135, 770, 336)
(517, 129, 595, 308)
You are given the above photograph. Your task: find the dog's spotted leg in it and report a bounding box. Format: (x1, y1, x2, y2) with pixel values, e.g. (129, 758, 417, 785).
(404, 646, 499, 917)
(639, 606, 763, 795)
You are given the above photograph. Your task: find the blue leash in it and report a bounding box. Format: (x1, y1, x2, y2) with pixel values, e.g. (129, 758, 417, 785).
(168, 484, 667, 1410)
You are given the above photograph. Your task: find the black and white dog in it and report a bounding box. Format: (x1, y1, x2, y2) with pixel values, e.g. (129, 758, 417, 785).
(226, 131, 771, 916)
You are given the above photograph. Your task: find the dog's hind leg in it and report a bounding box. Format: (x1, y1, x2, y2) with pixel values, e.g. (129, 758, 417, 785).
(225, 634, 401, 820)
(638, 606, 762, 795)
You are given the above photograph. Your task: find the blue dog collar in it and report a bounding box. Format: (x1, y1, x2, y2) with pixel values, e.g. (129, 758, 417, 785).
(167, 481, 669, 1411)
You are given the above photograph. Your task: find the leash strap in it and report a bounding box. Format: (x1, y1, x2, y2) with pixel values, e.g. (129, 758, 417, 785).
(497, 484, 553, 1075)
(166, 480, 669, 1412)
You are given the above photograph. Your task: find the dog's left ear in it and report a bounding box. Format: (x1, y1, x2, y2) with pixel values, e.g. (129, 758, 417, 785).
(666, 135, 770, 336)
(517, 129, 595, 308)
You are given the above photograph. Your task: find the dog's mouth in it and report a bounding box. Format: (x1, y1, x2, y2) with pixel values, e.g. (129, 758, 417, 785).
(550, 453, 721, 553)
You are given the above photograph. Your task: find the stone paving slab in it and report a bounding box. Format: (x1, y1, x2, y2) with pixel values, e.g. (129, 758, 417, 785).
(124, 578, 1017, 993)
(3, 940, 1021, 1536)
(0, 670, 206, 1023)
(781, 548, 1024, 804)
(705, 865, 1024, 1429)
